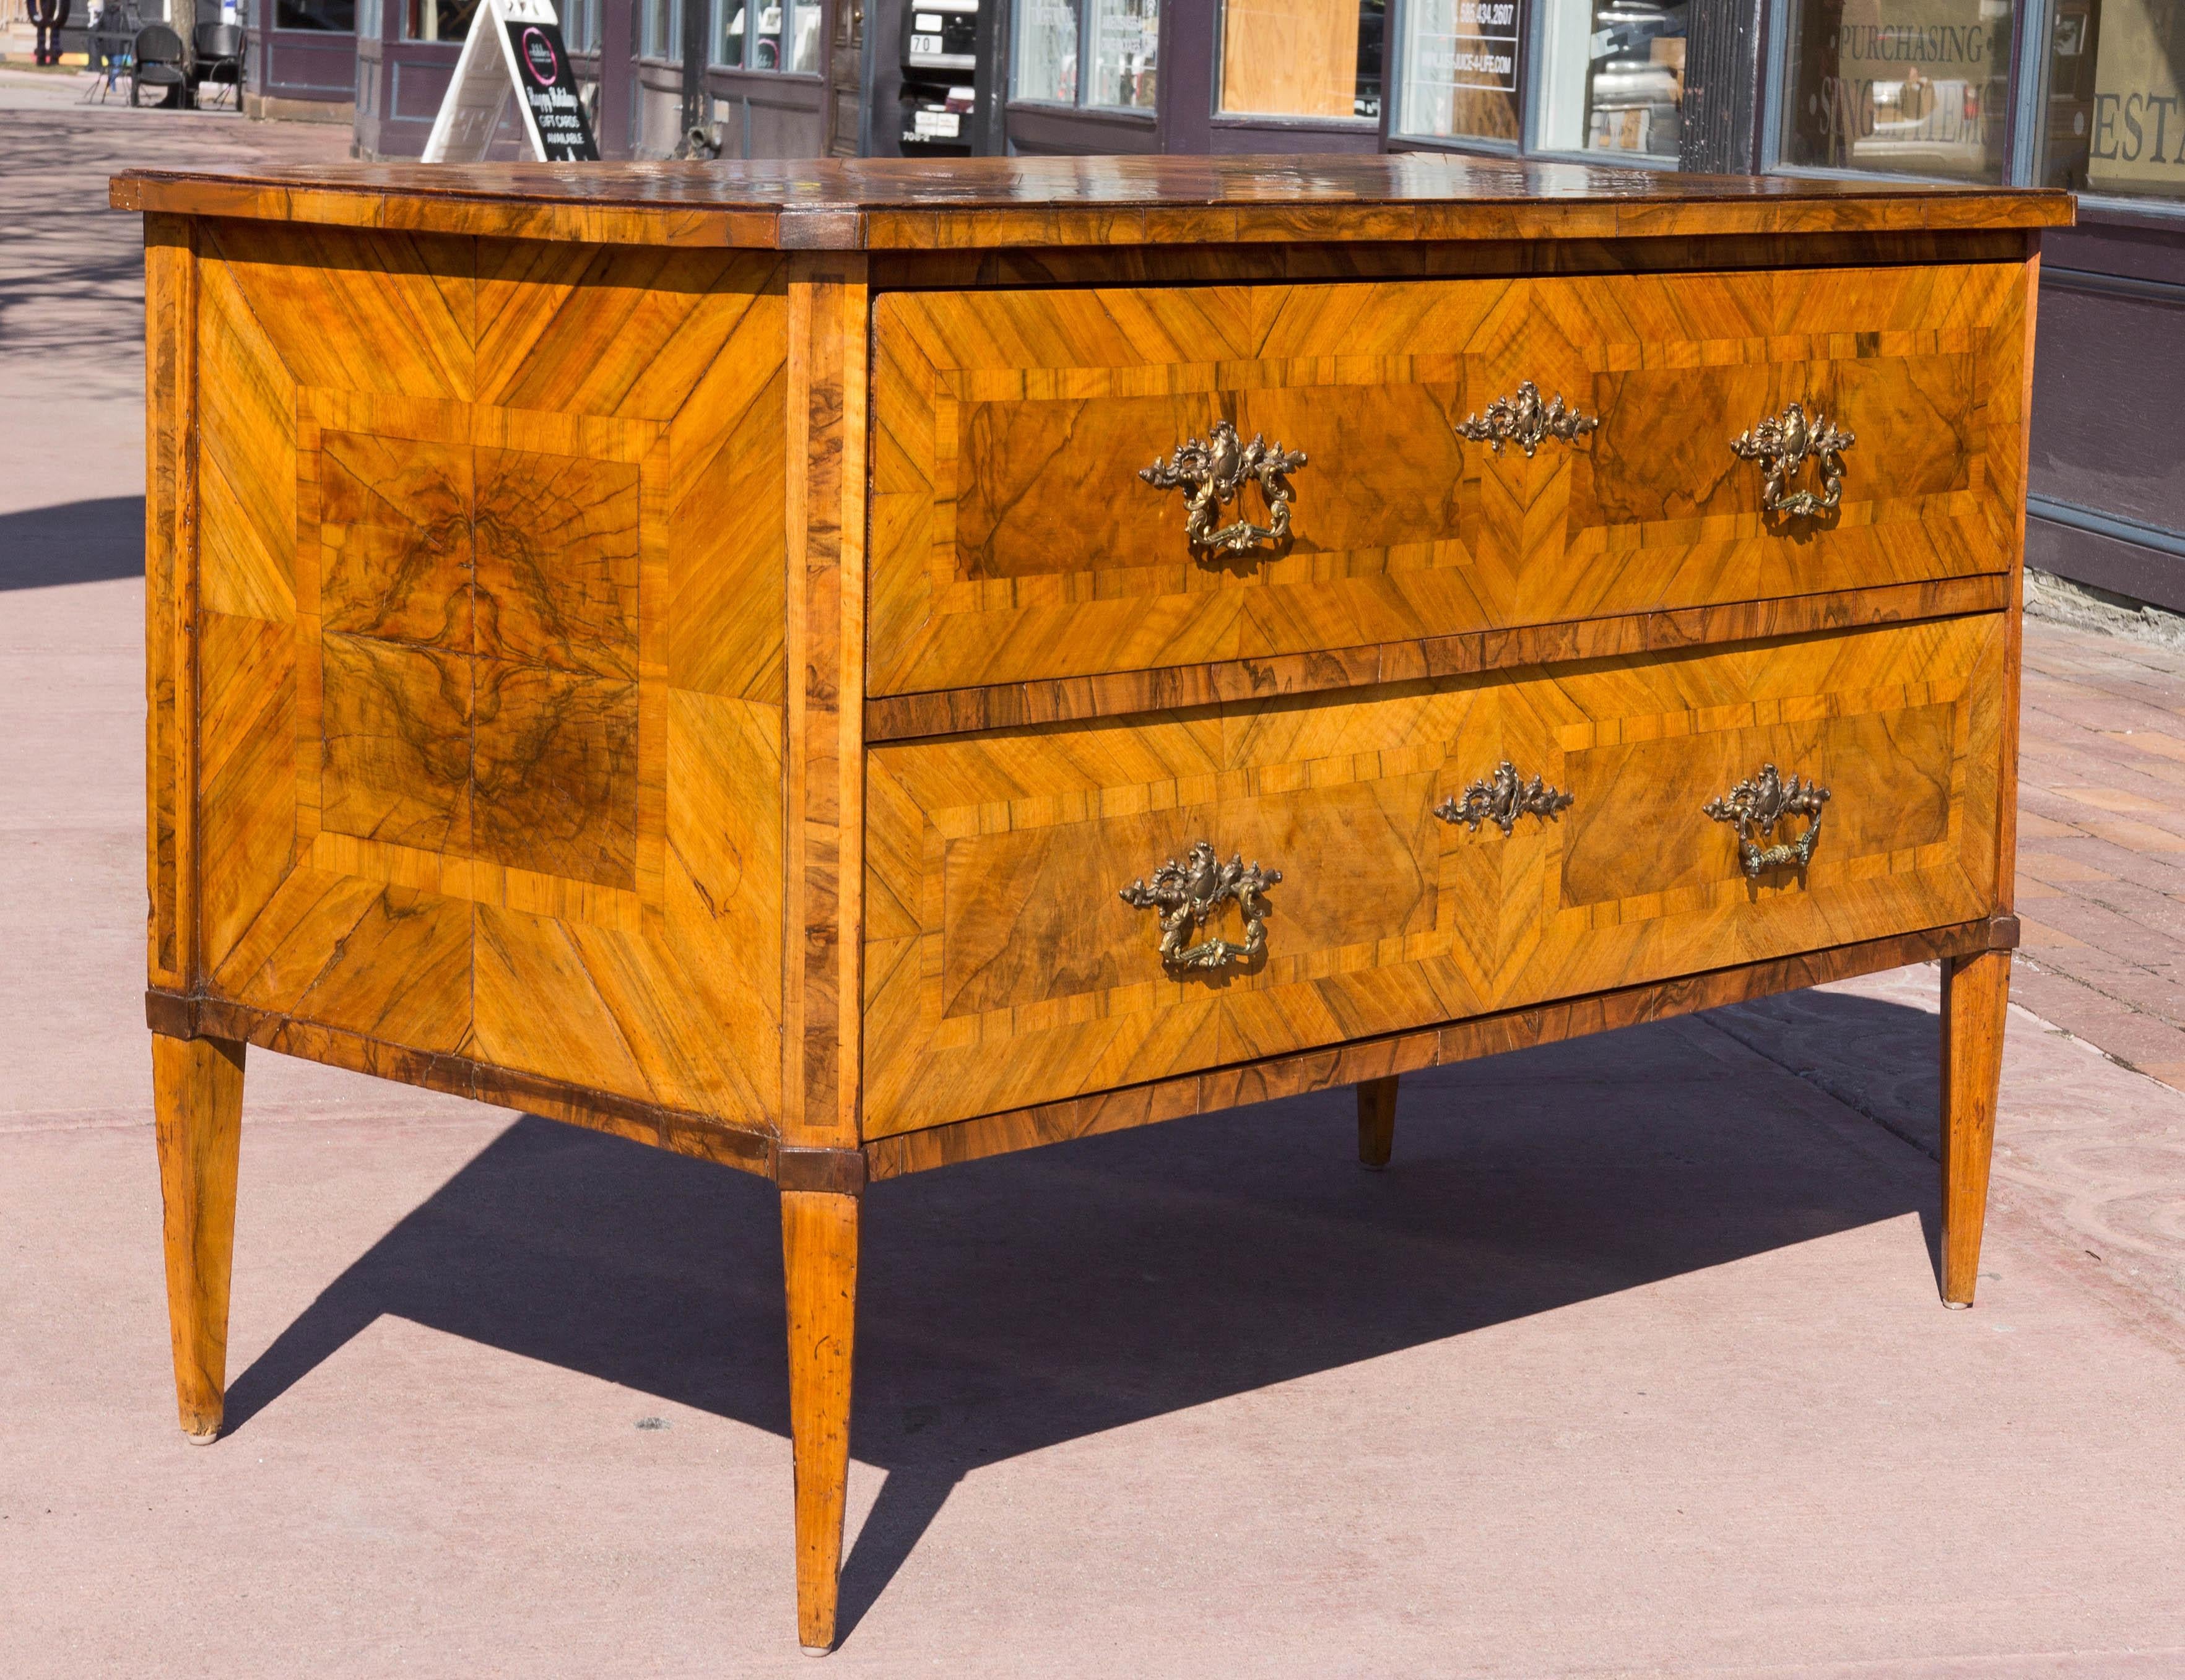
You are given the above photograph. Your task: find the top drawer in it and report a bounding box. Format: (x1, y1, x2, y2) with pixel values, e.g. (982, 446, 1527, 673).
(868, 264, 2028, 696)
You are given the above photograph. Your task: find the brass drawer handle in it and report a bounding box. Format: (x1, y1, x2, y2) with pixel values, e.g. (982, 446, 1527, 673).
(1119, 840, 1282, 971)
(1456, 381, 1599, 457)
(1730, 402, 1856, 518)
(1140, 420, 1308, 557)
(1705, 763, 1831, 877)
(1433, 761, 1574, 835)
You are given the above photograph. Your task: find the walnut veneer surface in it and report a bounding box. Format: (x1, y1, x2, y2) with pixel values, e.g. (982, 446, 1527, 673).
(118, 158, 2061, 1652)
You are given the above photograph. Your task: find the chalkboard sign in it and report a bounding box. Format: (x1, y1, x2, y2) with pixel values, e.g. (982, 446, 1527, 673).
(423, 0, 600, 165)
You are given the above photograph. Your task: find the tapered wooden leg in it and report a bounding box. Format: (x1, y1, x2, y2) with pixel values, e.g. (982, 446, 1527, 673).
(151, 1031, 245, 1440)
(1357, 1075, 1398, 1170)
(1939, 950, 2010, 1307)
(783, 1187, 859, 1653)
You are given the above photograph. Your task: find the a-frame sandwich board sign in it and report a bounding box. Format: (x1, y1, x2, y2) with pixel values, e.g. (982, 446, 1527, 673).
(421, 0, 600, 163)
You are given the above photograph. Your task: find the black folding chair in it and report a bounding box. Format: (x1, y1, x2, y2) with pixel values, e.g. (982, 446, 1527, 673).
(79, 2, 138, 102)
(129, 22, 188, 107)
(191, 21, 245, 110)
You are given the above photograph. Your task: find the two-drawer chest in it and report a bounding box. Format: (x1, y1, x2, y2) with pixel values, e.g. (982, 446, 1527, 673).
(113, 156, 2069, 1653)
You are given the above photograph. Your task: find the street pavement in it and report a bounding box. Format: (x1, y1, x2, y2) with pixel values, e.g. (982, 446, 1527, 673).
(4, 85, 2184, 1677)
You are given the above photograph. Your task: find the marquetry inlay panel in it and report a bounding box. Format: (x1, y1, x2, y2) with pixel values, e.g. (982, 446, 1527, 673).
(188, 220, 789, 1124)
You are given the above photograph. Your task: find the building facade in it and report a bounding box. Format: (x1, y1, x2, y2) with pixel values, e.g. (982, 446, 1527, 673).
(243, 0, 2181, 614)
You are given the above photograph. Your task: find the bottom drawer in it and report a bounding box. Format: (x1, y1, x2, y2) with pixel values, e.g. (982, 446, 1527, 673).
(862, 613, 2007, 1136)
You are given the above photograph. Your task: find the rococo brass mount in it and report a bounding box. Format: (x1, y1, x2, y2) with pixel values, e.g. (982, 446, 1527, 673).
(1119, 840, 1283, 970)
(1705, 763, 1831, 876)
(1434, 761, 1575, 835)
(1140, 419, 1308, 556)
(1455, 380, 1599, 457)
(1730, 402, 1856, 517)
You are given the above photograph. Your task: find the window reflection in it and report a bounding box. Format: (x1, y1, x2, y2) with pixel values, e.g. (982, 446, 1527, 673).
(2040, 0, 2185, 200)
(1778, 0, 2011, 183)
(1536, 0, 1685, 160)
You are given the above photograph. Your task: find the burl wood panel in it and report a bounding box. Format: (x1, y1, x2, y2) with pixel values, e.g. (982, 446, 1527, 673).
(186, 219, 787, 1129)
(868, 264, 2028, 696)
(864, 613, 2004, 1135)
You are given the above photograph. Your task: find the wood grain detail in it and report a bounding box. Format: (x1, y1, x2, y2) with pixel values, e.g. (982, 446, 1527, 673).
(865, 917, 2005, 1180)
(182, 225, 788, 1129)
(152, 1030, 246, 1439)
(869, 267, 2027, 697)
(1940, 946, 2010, 1305)
(146, 214, 198, 991)
(111, 158, 2075, 254)
(864, 614, 2005, 1137)
(862, 573, 2007, 741)
(781, 254, 871, 1150)
(152, 989, 775, 1173)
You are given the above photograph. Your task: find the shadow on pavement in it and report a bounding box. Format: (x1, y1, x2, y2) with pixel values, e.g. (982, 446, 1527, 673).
(0, 497, 142, 589)
(220, 997, 1945, 1645)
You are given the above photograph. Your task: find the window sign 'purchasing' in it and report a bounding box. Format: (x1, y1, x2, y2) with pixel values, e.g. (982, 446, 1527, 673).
(1778, 0, 2010, 183)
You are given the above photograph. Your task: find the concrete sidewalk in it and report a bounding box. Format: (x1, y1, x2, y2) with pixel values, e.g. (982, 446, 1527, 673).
(5, 97, 2184, 1677)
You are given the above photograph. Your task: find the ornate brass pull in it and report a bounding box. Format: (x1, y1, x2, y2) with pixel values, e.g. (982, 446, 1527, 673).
(1119, 839, 1282, 971)
(1729, 402, 1855, 517)
(1433, 761, 1574, 835)
(1140, 420, 1308, 556)
(1704, 763, 1831, 877)
(1456, 381, 1599, 457)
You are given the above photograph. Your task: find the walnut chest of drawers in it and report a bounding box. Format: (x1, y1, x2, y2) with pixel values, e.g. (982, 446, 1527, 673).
(114, 156, 2070, 1653)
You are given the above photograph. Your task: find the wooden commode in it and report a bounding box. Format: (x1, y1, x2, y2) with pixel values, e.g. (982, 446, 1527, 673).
(114, 155, 2069, 1652)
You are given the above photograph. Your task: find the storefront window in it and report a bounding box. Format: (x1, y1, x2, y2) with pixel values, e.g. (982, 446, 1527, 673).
(1092, 0, 1158, 107)
(562, 0, 599, 52)
(1014, 0, 1155, 107)
(2037, 0, 2185, 200)
(645, 0, 679, 58)
(714, 0, 817, 67)
(406, 0, 480, 38)
(277, 0, 355, 30)
(1016, 0, 1080, 99)
(1534, 0, 1684, 160)
(1397, 0, 1519, 141)
(1776, 0, 2010, 183)
(1218, 0, 1384, 118)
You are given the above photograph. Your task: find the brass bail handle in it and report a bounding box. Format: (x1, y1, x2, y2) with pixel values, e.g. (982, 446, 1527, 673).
(1730, 402, 1856, 518)
(1140, 419, 1307, 558)
(1704, 762, 1831, 877)
(1119, 839, 1282, 971)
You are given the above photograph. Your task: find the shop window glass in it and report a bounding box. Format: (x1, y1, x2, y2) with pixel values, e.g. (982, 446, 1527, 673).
(1776, 0, 2010, 183)
(1535, 0, 1684, 160)
(1218, 0, 1384, 118)
(1015, 0, 1080, 100)
(1091, 0, 1158, 106)
(2038, 0, 2185, 199)
(645, 0, 680, 57)
(1396, 0, 1519, 140)
(407, 0, 481, 38)
(715, 0, 820, 67)
(277, 0, 355, 30)
(562, 0, 598, 51)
